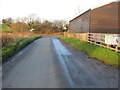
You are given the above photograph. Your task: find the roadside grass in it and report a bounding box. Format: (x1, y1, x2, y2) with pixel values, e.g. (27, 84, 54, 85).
(38, 33, 63, 36)
(0, 24, 12, 31)
(1, 35, 41, 62)
(60, 37, 120, 67)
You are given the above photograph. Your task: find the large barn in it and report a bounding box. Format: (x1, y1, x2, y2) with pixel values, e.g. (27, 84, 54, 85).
(69, 1, 119, 34)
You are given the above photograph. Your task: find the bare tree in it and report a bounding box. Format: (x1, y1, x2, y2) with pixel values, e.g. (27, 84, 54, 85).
(2, 18, 13, 27)
(74, 6, 83, 17)
(22, 14, 41, 30)
(11, 22, 29, 33)
(52, 20, 67, 29)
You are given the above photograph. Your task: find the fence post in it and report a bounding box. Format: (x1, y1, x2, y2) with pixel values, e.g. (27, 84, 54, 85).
(115, 46, 118, 52)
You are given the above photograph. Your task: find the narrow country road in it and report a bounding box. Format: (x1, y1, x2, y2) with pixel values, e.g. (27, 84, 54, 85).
(2, 36, 118, 88)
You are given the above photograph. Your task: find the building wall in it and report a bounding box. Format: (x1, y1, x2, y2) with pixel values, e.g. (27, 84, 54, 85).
(118, 1, 120, 34)
(69, 10, 91, 33)
(90, 2, 119, 34)
(69, 1, 119, 34)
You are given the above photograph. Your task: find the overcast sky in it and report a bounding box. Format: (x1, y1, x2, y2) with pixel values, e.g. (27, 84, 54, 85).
(0, 0, 117, 21)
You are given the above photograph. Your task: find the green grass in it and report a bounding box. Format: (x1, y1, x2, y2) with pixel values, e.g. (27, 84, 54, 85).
(60, 37, 120, 67)
(0, 24, 12, 31)
(1, 35, 42, 62)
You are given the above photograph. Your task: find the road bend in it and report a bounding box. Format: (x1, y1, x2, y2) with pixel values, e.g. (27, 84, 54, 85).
(2, 36, 118, 88)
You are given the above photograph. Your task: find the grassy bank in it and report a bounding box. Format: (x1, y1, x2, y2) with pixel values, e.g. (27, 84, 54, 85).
(0, 24, 12, 31)
(1, 35, 41, 62)
(60, 37, 120, 67)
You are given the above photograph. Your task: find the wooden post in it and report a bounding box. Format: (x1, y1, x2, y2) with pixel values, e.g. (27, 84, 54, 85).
(115, 46, 118, 52)
(107, 44, 110, 49)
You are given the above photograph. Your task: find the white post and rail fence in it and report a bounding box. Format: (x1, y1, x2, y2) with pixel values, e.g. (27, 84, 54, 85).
(63, 32, 120, 53)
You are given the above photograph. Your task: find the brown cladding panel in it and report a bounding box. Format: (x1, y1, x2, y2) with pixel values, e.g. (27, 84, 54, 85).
(118, 1, 120, 33)
(70, 10, 90, 33)
(91, 2, 119, 34)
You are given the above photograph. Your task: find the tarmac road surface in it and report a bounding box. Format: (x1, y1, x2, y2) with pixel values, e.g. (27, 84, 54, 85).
(2, 36, 118, 88)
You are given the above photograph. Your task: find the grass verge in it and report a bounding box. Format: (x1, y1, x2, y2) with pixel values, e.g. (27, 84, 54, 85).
(60, 37, 120, 67)
(1, 35, 41, 62)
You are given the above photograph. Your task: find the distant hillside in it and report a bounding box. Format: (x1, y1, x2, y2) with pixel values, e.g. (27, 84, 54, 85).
(0, 24, 12, 31)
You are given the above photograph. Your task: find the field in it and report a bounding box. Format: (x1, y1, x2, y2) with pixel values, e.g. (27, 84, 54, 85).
(0, 24, 12, 31)
(60, 37, 120, 67)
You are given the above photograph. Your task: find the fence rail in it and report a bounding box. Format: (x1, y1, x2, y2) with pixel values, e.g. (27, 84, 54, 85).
(88, 33, 120, 52)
